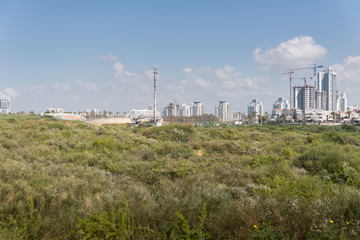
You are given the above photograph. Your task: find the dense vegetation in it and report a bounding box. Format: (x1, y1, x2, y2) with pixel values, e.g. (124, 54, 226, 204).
(1, 114, 360, 239)
(163, 114, 218, 124)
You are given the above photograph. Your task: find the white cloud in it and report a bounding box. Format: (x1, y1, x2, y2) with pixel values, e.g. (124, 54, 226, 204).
(254, 36, 327, 67)
(113, 62, 135, 81)
(4, 88, 18, 98)
(97, 52, 118, 61)
(214, 65, 237, 80)
(331, 56, 360, 98)
(332, 56, 360, 84)
(182, 65, 259, 90)
(53, 83, 71, 91)
(24, 85, 45, 92)
(145, 70, 153, 79)
(77, 80, 97, 91)
(183, 68, 192, 74)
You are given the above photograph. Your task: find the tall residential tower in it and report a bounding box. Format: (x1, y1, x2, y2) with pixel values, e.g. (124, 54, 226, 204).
(317, 67, 336, 111)
(215, 101, 231, 122)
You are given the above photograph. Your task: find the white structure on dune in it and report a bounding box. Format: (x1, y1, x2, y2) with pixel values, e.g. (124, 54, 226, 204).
(128, 105, 161, 122)
(0, 93, 10, 114)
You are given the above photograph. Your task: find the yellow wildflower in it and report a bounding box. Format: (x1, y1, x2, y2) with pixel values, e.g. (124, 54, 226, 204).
(346, 222, 350, 225)
(254, 225, 258, 229)
(329, 220, 334, 224)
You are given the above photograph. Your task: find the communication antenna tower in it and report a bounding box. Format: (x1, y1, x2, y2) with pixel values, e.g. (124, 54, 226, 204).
(153, 66, 158, 125)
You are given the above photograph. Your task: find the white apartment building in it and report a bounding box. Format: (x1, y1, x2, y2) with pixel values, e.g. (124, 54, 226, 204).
(179, 103, 191, 117)
(190, 102, 204, 116)
(336, 90, 348, 112)
(247, 99, 263, 116)
(273, 97, 289, 109)
(215, 101, 231, 122)
(162, 103, 179, 117)
(0, 93, 10, 114)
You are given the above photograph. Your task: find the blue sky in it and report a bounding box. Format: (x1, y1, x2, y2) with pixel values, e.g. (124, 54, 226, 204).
(1, 0, 360, 113)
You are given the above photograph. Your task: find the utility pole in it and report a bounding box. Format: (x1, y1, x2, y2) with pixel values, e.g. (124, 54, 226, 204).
(153, 66, 158, 126)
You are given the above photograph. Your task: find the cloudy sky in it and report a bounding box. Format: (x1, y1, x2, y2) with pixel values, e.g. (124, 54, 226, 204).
(1, 1, 360, 113)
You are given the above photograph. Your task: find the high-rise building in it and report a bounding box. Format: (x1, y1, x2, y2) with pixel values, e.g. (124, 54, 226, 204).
(273, 97, 289, 109)
(162, 103, 179, 117)
(336, 90, 348, 112)
(179, 103, 191, 117)
(190, 102, 204, 116)
(293, 85, 315, 111)
(315, 90, 327, 110)
(247, 99, 263, 116)
(215, 101, 231, 122)
(317, 67, 336, 111)
(0, 93, 10, 114)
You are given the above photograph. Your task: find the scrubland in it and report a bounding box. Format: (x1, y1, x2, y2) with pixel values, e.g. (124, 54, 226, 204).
(1, 114, 360, 239)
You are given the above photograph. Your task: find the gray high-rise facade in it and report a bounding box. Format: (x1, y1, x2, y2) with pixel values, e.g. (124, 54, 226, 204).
(317, 67, 336, 111)
(293, 86, 315, 111)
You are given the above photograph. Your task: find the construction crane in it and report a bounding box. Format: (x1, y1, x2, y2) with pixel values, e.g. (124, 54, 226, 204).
(282, 64, 323, 108)
(173, 98, 183, 106)
(300, 77, 308, 86)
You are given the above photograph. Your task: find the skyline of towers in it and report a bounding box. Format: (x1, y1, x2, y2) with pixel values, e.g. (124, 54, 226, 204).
(291, 67, 341, 112)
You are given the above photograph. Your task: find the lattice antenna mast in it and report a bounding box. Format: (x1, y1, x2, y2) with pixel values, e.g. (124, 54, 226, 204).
(153, 66, 158, 125)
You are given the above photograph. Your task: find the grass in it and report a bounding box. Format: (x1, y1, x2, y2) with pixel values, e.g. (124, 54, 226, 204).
(0, 114, 360, 239)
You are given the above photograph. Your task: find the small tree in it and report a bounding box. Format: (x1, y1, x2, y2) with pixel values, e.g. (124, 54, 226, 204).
(293, 111, 298, 122)
(346, 111, 352, 120)
(330, 111, 336, 123)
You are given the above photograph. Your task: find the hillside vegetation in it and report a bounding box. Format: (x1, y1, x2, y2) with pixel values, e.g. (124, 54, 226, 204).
(1, 115, 360, 239)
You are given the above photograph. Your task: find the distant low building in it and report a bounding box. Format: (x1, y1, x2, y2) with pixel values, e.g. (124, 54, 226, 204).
(44, 107, 64, 114)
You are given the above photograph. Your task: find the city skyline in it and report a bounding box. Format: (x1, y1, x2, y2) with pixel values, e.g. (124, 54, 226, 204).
(1, 1, 360, 113)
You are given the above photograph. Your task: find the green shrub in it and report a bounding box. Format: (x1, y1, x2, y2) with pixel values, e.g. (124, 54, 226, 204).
(294, 144, 360, 186)
(141, 124, 196, 142)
